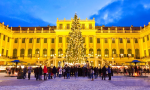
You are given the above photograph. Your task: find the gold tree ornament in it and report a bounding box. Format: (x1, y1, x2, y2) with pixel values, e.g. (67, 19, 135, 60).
(65, 14, 85, 63)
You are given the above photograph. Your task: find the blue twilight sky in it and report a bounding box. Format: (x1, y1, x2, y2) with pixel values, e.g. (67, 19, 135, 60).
(0, 0, 150, 27)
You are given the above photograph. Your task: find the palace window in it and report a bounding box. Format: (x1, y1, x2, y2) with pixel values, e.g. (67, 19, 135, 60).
(43, 49, 47, 58)
(104, 49, 109, 58)
(97, 49, 101, 57)
(127, 38, 130, 43)
(104, 38, 108, 43)
(51, 38, 54, 43)
(3, 35, 5, 41)
(135, 49, 140, 58)
(143, 37, 145, 42)
(82, 24, 85, 29)
(29, 38, 32, 43)
(58, 49, 63, 58)
(37, 38, 40, 43)
(28, 49, 32, 57)
(22, 38, 25, 43)
(119, 38, 123, 43)
(59, 37, 62, 43)
(2, 49, 4, 56)
(13, 49, 17, 58)
(112, 49, 116, 54)
(89, 37, 93, 43)
(89, 24, 92, 29)
(14, 38, 18, 43)
(89, 49, 94, 58)
(120, 49, 124, 57)
(50, 49, 55, 57)
(8, 37, 9, 42)
(20, 49, 25, 57)
(135, 38, 138, 43)
(97, 38, 100, 43)
(147, 35, 149, 41)
(112, 38, 115, 43)
(44, 38, 47, 43)
(59, 24, 63, 29)
(127, 49, 132, 57)
(35, 49, 40, 58)
(67, 24, 70, 29)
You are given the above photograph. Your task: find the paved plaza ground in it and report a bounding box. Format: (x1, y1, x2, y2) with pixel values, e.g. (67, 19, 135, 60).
(0, 73, 150, 90)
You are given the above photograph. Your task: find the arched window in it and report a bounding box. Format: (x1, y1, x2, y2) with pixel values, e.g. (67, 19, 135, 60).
(112, 49, 116, 54)
(35, 49, 40, 57)
(43, 49, 47, 58)
(28, 49, 32, 57)
(127, 49, 132, 54)
(20, 49, 25, 57)
(97, 49, 101, 57)
(13, 49, 17, 58)
(104, 49, 109, 58)
(120, 49, 124, 54)
(58, 49, 63, 58)
(89, 49, 94, 57)
(50, 49, 55, 57)
(135, 49, 140, 58)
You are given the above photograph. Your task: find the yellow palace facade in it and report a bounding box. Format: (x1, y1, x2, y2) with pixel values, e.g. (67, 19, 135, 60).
(0, 17, 150, 67)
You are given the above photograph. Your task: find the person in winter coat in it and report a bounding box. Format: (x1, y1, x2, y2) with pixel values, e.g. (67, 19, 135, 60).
(90, 67, 94, 81)
(43, 66, 47, 80)
(48, 67, 52, 79)
(23, 66, 27, 79)
(39, 66, 42, 80)
(102, 66, 106, 80)
(59, 67, 62, 78)
(28, 66, 32, 80)
(52, 66, 57, 79)
(36, 67, 39, 80)
(99, 67, 102, 77)
(107, 66, 111, 80)
(63, 67, 66, 79)
(74, 66, 78, 78)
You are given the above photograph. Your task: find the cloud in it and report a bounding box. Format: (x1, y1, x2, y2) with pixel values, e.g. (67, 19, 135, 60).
(90, 0, 150, 26)
(0, 14, 53, 27)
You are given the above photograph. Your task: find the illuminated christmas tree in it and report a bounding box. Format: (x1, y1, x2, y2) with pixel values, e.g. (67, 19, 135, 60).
(65, 14, 85, 64)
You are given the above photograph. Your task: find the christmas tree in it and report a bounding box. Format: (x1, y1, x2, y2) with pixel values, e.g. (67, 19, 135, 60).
(65, 14, 85, 64)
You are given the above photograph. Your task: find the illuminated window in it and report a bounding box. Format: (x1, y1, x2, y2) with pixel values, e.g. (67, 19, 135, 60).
(104, 49, 109, 58)
(89, 24, 92, 29)
(35, 49, 40, 58)
(104, 38, 108, 43)
(51, 38, 54, 43)
(135, 38, 138, 43)
(89, 49, 94, 58)
(59, 24, 63, 29)
(112, 49, 116, 54)
(127, 38, 130, 43)
(28, 49, 32, 57)
(135, 49, 140, 58)
(20, 49, 25, 57)
(58, 49, 63, 58)
(14, 38, 18, 43)
(59, 37, 62, 43)
(82, 24, 85, 29)
(44, 38, 47, 43)
(50, 49, 55, 57)
(67, 24, 70, 29)
(13, 49, 17, 58)
(119, 38, 123, 43)
(97, 38, 100, 43)
(97, 49, 101, 57)
(22, 38, 25, 43)
(112, 38, 115, 43)
(37, 38, 40, 43)
(120, 49, 124, 57)
(29, 38, 32, 43)
(43, 49, 47, 58)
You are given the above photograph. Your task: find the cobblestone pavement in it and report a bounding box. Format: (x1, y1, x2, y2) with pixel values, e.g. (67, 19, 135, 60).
(0, 73, 150, 90)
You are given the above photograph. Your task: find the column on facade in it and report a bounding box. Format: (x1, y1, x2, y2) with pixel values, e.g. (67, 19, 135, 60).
(25, 38, 29, 59)
(145, 37, 149, 56)
(55, 36, 58, 66)
(4, 36, 8, 56)
(47, 38, 51, 58)
(32, 38, 36, 58)
(131, 38, 135, 57)
(101, 38, 104, 58)
(40, 38, 44, 57)
(0, 34, 3, 55)
(116, 38, 119, 58)
(63, 36, 66, 57)
(17, 38, 21, 59)
(123, 38, 127, 57)
(139, 37, 144, 58)
(85, 36, 89, 56)
(94, 36, 97, 67)
(8, 37, 13, 57)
